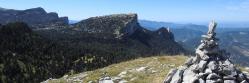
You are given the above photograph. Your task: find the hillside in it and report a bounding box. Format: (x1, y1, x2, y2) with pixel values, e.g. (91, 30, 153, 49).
(219, 31, 249, 66)
(43, 55, 188, 83)
(0, 22, 73, 83)
(139, 20, 249, 66)
(44, 55, 249, 83)
(178, 30, 249, 66)
(36, 13, 186, 55)
(0, 7, 68, 28)
(0, 8, 186, 82)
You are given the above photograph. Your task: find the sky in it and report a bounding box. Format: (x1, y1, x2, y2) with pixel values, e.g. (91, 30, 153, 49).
(0, 0, 249, 25)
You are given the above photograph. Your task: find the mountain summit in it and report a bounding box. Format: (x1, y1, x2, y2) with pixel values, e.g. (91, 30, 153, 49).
(73, 13, 140, 38)
(0, 7, 186, 82)
(64, 13, 186, 54)
(0, 7, 68, 28)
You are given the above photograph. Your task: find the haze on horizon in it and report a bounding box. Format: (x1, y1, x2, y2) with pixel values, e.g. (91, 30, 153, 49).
(0, 0, 249, 27)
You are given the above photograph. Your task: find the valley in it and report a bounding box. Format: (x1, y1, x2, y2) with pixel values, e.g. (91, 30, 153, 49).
(0, 6, 248, 83)
(0, 7, 185, 83)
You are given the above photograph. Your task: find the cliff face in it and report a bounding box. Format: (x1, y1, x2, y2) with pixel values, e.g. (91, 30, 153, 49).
(70, 14, 185, 54)
(73, 14, 140, 38)
(0, 9, 186, 82)
(128, 27, 184, 54)
(0, 7, 68, 28)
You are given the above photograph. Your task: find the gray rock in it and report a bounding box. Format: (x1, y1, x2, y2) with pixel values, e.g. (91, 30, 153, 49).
(223, 76, 236, 80)
(217, 79, 223, 82)
(206, 73, 220, 80)
(190, 64, 199, 73)
(221, 60, 237, 76)
(198, 60, 208, 72)
(208, 61, 218, 71)
(184, 58, 193, 67)
(206, 80, 217, 83)
(241, 80, 248, 83)
(182, 68, 198, 83)
(199, 78, 205, 83)
(196, 49, 210, 61)
(163, 21, 249, 83)
(206, 79, 222, 83)
(198, 72, 209, 78)
(192, 55, 201, 63)
(205, 68, 213, 74)
(224, 80, 236, 83)
(170, 69, 184, 83)
(238, 73, 247, 82)
(164, 69, 177, 83)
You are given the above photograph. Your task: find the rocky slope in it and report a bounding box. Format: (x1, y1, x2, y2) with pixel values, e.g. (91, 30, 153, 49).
(0, 7, 68, 28)
(42, 55, 188, 83)
(43, 55, 249, 83)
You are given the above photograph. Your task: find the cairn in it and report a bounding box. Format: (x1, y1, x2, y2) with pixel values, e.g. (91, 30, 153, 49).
(164, 21, 249, 83)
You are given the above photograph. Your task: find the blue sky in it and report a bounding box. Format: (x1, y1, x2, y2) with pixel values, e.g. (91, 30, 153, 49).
(0, 0, 249, 24)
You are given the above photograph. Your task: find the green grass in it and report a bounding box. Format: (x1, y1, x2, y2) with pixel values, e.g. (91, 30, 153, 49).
(45, 55, 188, 83)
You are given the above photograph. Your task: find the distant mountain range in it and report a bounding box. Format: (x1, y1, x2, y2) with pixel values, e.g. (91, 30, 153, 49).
(69, 20, 79, 24)
(0, 7, 185, 83)
(0, 7, 248, 83)
(139, 20, 249, 66)
(0, 7, 68, 28)
(139, 20, 208, 31)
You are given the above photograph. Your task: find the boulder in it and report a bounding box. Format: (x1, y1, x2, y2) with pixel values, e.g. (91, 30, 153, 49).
(206, 73, 220, 80)
(164, 69, 177, 83)
(170, 69, 184, 83)
(224, 80, 236, 83)
(184, 58, 193, 67)
(182, 68, 198, 83)
(207, 61, 218, 71)
(223, 76, 236, 80)
(199, 78, 205, 83)
(198, 60, 208, 72)
(238, 73, 247, 82)
(241, 80, 248, 83)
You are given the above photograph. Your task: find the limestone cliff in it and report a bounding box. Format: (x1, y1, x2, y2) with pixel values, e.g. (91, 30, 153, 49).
(73, 13, 140, 38)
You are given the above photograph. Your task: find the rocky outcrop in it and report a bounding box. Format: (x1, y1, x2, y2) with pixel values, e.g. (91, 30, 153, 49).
(70, 14, 185, 54)
(73, 13, 140, 38)
(164, 21, 249, 83)
(0, 7, 68, 28)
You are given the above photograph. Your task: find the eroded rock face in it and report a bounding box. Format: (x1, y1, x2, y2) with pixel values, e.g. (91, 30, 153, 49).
(73, 13, 140, 38)
(0, 7, 68, 28)
(164, 21, 249, 83)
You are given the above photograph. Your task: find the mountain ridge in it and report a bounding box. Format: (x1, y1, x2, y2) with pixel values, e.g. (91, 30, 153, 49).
(0, 7, 186, 83)
(0, 7, 68, 28)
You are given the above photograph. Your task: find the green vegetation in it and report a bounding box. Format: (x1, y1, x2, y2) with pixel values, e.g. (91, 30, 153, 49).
(0, 22, 185, 83)
(45, 55, 188, 83)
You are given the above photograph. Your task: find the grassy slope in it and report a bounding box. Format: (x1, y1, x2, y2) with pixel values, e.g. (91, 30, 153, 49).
(45, 55, 188, 83)
(44, 55, 249, 83)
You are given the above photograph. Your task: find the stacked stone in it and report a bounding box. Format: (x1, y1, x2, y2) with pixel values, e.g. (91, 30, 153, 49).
(164, 21, 249, 83)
